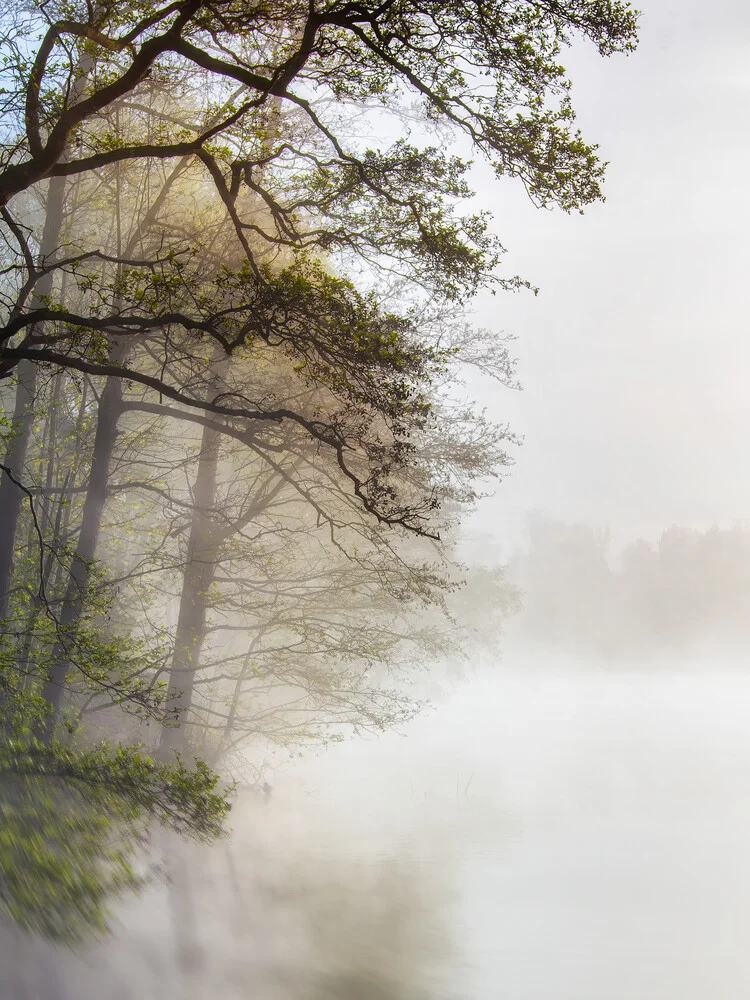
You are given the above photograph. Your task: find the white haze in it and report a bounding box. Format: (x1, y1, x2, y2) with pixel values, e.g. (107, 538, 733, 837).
(12, 657, 750, 999)
(466, 0, 750, 549)
(7, 1, 750, 996)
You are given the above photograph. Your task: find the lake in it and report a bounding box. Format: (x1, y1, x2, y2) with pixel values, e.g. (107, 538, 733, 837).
(8, 656, 750, 999)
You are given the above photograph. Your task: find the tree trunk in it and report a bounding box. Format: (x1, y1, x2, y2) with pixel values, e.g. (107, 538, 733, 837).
(39, 349, 126, 740)
(0, 35, 96, 619)
(159, 408, 223, 757)
(36, 150, 196, 738)
(0, 174, 68, 619)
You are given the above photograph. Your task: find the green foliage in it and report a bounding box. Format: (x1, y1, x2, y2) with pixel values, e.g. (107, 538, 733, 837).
(0, 719, 228, 942)
(0, 775, 145, 942)
(0, 739, 230, 841)
(0, 600, 230, 940)
(0, 0, 638, 944)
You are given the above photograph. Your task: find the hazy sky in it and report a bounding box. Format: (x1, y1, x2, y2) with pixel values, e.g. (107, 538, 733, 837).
(465, 0, 750, 554)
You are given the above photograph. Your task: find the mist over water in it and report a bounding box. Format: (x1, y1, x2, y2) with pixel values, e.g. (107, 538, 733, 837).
(12, 654, 750, 999)
(2, 0, 748, 993)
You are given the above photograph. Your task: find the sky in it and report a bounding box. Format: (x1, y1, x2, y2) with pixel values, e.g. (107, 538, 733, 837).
(463, 0, 750, 556)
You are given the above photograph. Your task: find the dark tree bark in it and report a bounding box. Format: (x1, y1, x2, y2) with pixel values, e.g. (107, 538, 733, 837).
(159, 406, 223, 757)
(36, 157, 190, 737)
(38, 345, 126, 740)
(0, 173, 68, 619)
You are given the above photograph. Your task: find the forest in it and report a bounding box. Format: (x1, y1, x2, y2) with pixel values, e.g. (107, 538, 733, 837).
(0, 0, 638, 943)
(510, 516, 750, 657)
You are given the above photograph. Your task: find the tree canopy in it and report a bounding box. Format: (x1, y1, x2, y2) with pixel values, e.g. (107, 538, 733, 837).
(0, 0, 638, 939)
(0, 0, 638, 530)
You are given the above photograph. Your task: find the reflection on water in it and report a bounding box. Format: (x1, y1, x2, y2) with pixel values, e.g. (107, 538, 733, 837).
(8, 658, 750, 999)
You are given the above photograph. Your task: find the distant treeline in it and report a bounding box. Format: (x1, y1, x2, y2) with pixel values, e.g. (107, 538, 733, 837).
(509, 515, 750, 656)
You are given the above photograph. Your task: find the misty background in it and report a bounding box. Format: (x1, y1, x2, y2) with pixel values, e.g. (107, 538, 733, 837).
(465, 0, 750, 553)
(6, 0, 750, 998)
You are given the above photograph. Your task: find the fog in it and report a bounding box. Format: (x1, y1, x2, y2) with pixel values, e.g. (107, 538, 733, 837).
(10, 657, 750, 998)
(467, 0, 750, 547)
(3, 0, 750, 994)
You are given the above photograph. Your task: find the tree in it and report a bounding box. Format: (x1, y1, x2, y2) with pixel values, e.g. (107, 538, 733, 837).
(0, 1, 638, 492)
(0, 0, 638, 724)
(0, 0, 639, 938)
(510, 518, 750, 657)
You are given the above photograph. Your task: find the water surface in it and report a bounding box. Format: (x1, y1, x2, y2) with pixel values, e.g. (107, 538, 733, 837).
(10, 659, 750, 999)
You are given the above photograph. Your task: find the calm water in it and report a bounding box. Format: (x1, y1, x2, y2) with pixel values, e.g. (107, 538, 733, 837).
(9, 658, 750, 999)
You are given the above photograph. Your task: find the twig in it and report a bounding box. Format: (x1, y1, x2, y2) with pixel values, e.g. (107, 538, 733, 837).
(0, 462, 53, 614)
